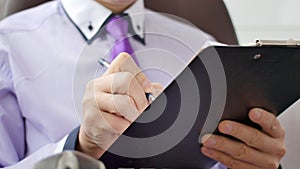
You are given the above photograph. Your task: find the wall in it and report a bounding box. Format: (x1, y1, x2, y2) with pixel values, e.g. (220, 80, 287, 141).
(224, 0, 300, 44)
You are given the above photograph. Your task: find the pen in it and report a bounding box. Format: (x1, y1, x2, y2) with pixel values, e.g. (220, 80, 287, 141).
(98, 58, 156, 103)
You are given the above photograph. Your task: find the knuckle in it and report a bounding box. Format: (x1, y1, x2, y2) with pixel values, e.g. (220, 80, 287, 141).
(111, 94, 121, 111)
(117, 53, 132, 68)
(85, 79, 102, 98)
(125, 95, 134, 103)
(276, 144, 287, 157)
(114, 52, 131, 66)
(82, 94, 89, 106)
(116, 95, 139, 120)
(122, 72, 134, 82)
(215, 136, 225, 150)
(136, 73, 151, 91)
(248, 129, 262, 147)
(234, 143, 248, 159)
(96, 93, 105, 108)
(114, 72, 134, 92)
(126, 95, 144, 115)
(86, 79, 96, 90)
(82, 92, 97, 108)
(126, 95, 136, 108)
(230, 124, 241, 136)
(135, 72, 147, 82)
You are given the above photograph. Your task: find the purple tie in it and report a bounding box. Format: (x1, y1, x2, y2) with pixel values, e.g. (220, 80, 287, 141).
(106, 15, 138, 64)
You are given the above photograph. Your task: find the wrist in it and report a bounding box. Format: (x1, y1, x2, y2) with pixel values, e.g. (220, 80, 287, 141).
(77, 127, 105, 159)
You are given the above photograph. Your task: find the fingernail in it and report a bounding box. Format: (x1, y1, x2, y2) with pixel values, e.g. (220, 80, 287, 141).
(223, 123, 233, 134)
(252, 110, 261, 120)
(201, 134, 216, 146)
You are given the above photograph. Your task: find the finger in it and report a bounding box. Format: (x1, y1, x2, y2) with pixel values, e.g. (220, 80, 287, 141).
(99, 111, 131, 135)
(201, 134, 277, 168)
(249, 108, 285, 139)
(201, 147, 269, 169)
(95, 72, 149, 112)
(218, 121, 286, 155)
(104, 52, 154, 93)
(152, 83, 163, 91)
(82, 108, 131, 135)
(152, 83, 164, 97)
(97, 92, 140, 122)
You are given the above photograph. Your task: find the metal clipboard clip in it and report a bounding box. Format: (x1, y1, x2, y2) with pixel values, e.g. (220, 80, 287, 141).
(256, 39, 300, 47)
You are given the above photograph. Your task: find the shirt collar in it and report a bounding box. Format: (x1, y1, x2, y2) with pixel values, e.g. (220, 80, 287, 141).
(61, 0, 145, 41)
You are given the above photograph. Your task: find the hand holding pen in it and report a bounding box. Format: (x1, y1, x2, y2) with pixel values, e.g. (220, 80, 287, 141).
(98, 54, 156, 103)
(79, 53, 162, 158)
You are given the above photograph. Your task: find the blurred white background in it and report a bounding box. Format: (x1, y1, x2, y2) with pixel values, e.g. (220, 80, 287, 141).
(224, 0, 300, 44)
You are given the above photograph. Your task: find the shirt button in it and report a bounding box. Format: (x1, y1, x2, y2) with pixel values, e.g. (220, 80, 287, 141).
(88, 25, 93, 31)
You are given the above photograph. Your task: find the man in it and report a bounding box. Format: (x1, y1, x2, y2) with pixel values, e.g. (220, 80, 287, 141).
(0, 0, 286, 168)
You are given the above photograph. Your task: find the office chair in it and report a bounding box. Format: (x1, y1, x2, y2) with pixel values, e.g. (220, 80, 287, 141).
(0, 0, 48, 19)
(0, 0, 238, 45)
(33, 151, 106, 169)
(144, 0, 238, 44)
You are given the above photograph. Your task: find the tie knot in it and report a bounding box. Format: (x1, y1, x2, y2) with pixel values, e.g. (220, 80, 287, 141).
(106, 15, 129, 40)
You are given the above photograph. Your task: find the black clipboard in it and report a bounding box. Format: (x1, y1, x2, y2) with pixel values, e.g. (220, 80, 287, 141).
(100, 45, 300, 169)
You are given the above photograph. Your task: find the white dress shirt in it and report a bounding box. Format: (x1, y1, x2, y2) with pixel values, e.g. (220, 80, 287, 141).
(0, 0, 222, 168)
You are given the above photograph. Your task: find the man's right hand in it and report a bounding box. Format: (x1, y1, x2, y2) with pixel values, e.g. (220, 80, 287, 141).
(77, 52, 162, 158)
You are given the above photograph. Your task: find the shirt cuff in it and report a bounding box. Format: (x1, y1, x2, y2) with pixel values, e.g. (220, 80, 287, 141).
(63, 126, 80, 150)
(54, 135, 68, 153)
(211, 162, 227, 169)
(210, 163, 282, 169)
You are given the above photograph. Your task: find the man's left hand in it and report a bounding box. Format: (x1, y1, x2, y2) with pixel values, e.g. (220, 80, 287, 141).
(201, 108, 286, 169)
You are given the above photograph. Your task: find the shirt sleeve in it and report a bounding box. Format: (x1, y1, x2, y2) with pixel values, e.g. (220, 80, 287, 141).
(0, 35, 24, 167)
(63, 126, 81, 151)
(0, 37, 69, 169)
(2, 136, 68, 169)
